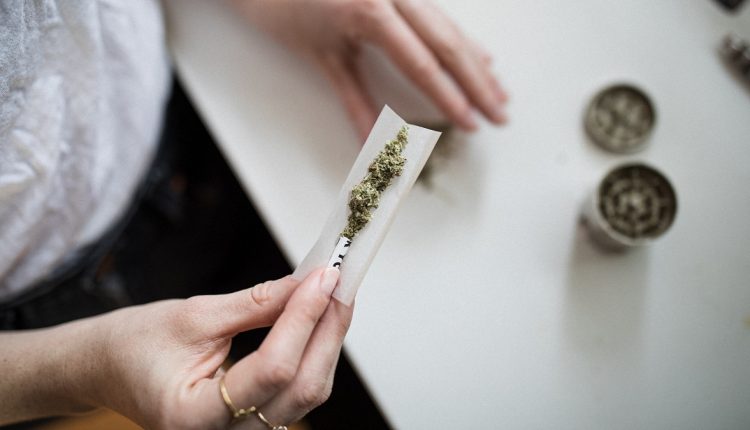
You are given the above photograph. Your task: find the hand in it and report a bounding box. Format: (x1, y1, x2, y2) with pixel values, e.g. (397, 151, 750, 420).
(233, 0, 508, 139)
(19, 268, 349, 429)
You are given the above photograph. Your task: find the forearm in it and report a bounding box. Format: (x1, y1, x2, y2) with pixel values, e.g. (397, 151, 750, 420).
(0, 317, 107, 425)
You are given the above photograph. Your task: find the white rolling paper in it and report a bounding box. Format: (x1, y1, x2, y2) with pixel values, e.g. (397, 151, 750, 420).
(292, 106, 441, 305)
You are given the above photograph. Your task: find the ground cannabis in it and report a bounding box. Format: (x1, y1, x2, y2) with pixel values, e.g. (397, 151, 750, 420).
(341, 126, 409, 239)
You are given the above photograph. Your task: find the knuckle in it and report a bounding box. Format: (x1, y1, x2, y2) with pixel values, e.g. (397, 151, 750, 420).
(436, 36, 464, 64)
(320, 308, 353, 340)
(297, 296, 328, 326)
(250, 280, 274, 306)
(354, 0, 385, 19)
(332, 314, 353, 338)
(260, 360, 297, 391)
(294, 309, 319, 331)
(412, 57, 438, 79)
(398, 0, 419, 8)
(293, 379, 331, 410)
(347, 0, 387, 36)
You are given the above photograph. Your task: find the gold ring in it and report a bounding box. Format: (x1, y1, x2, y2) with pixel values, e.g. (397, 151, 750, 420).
(256, 410, 288, 430)
(219, 375, 256, 420)
(218, 375, 288, 429)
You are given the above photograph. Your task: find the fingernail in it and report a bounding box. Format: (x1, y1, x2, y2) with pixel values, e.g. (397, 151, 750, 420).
(320, 268, 340, 296)
(491, 105, 507, 124)
(497, 89, 509, 103)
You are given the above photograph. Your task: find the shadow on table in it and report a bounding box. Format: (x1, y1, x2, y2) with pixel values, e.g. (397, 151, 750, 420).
(562, 222, 650, 362)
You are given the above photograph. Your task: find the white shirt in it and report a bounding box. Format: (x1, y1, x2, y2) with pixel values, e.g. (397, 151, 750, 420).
(0, 0, 171, 301)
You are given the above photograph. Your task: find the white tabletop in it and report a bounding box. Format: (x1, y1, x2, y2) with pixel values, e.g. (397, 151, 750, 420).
(163, 1, 750, 428)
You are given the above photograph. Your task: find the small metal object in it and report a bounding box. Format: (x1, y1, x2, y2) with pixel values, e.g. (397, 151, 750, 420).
(219, 375, 289, 429)
(584, 84, 656, 154)
(219, 375, 256, 420)
(583, 163, 677, 250)
(721, 33, 750, 82)
(256, 410, 288, 430)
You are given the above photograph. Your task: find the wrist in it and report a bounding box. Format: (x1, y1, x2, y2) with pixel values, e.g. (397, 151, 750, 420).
(42, 316, 110, 415)
(0, 315, 109, 425)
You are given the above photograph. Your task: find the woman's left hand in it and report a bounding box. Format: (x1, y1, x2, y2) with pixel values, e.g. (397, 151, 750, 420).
(232, 0, 509, 139)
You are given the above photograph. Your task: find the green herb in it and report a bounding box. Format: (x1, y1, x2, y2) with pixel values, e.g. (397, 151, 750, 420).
(341, 126, 409, 239)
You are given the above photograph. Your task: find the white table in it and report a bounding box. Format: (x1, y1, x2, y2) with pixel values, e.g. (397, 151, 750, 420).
(163, 1, 750, 428)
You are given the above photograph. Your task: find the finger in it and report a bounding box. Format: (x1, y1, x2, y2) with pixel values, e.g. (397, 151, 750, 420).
(361, 3, 477, 130)
(222, 268, 339, 409)
(469, 37, 493, 66)
(395, 0, 507, 124)
(177, 275, 300, 340)
(254, 298, 355, 424)
(318, 53, 378, 142)
(466, 38, 511, 104)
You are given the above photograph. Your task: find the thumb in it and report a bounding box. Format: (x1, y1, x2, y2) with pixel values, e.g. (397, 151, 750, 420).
(187, 275, 302, 339)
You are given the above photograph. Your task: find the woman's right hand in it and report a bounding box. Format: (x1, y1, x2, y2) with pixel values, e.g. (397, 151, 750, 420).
(0, 268, 351, 429)
(100, 268, 350, 429)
